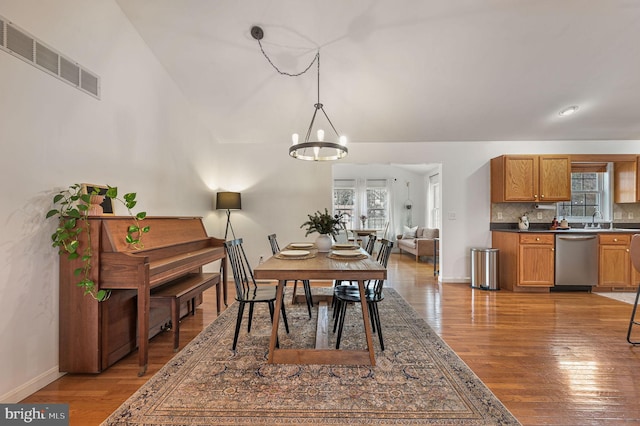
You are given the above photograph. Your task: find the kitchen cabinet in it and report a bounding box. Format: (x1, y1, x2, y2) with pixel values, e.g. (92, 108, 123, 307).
(491, 231, 555, 291)
(491, 155, 571, 203)
(518, 234, 555, 287)
(614, 159, 639, 203)
(598, 234, 632, 289)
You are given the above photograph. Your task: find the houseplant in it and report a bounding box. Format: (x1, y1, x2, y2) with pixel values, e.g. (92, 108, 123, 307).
(300, 208, 344, 252)
(46, 183, 149, 301)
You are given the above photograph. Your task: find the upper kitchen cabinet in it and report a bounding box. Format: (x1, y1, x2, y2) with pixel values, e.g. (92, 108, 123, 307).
(491, 155, 571, 203)
(614, 159, 639, 203)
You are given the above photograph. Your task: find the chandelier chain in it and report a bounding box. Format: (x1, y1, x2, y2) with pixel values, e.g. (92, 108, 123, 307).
(257, 39, 319, 78)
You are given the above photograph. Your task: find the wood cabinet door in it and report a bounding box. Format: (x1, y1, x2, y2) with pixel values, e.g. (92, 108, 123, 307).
(614, 160, 637, 203)
(504, 155, 539, 201)
(518, 242, 555, 286)
(539, 155, 571, 201)
(599, 242, 631, 287)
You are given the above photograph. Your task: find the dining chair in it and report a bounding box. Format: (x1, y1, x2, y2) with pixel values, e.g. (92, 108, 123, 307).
(332, 235, 378, 292)
(267, 234, 313, 318)
(333, 238, 394, 351)
(627, 234, 640, 344)
(225, 238, 289, 351)
(364, 234, 377, 255)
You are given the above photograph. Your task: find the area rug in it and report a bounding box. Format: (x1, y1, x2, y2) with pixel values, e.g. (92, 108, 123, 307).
(102, 289, 519, 425)
(595, 292, 638, 304)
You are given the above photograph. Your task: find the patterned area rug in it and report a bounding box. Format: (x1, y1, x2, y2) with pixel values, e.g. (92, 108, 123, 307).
(102, 289, 519, 425)
(595, 292, 638, 304)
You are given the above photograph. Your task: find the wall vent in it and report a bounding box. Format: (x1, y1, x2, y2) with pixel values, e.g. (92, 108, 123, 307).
(0, 14, 100, 99)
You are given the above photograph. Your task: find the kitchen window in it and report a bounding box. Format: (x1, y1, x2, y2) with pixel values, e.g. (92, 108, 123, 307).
(556, 163, 611, 223)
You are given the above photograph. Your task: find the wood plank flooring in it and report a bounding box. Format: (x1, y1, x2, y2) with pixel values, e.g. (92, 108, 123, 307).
(21, 253, 640, 425)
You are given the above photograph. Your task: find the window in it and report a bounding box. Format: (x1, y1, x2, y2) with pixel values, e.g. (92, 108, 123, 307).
(428, 173, 441, 229)
(365, 180, 388, 230)
(557, 166, 611, 223)
(333, 179, 356, 226)
(333, 179, 389, 231)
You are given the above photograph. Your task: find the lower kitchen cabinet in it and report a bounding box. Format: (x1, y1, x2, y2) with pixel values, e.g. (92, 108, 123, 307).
(491, 232, 555, 292)
(598, 234, 633, 289)
(518, 234, 555, 287)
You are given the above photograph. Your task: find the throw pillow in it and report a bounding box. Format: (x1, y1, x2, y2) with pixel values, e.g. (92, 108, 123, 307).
(402, 226, 418, 239)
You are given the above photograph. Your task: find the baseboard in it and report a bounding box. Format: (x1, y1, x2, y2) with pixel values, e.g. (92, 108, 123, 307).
(439, 277, 471, 284)
(0, 366, 65, 403)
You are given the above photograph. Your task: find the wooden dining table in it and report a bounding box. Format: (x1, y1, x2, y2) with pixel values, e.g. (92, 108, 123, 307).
(253, 244, 387, 366)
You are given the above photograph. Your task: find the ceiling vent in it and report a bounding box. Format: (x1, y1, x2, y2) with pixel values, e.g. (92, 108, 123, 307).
(0, 14, 100, 99)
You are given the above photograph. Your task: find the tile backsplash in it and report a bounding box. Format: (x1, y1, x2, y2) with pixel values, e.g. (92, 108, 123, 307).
(491, 202, 640, 228)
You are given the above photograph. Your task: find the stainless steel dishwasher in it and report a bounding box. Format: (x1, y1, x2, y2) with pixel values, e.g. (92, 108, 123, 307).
(555, 233, 599, 288)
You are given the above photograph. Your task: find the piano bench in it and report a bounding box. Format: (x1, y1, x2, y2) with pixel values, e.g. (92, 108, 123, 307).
(150, 272, 220, 352)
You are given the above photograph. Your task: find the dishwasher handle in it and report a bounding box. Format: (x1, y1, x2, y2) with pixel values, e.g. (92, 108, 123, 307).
(557, 235, 598, 241)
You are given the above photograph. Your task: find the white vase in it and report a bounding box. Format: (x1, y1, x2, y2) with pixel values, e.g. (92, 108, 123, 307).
(315, 234, 333, 252)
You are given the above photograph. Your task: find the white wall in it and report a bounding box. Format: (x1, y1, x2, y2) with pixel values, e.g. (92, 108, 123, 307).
(0, 0, 219, 401)
(2, 0, 640, 404)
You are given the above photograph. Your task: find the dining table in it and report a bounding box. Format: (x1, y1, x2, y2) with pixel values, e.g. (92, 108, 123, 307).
(253, 243, 387, 366)
(349, 229, 378, 247)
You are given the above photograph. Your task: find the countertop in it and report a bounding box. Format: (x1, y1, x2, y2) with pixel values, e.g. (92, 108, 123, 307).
(491, 227, 640, 234)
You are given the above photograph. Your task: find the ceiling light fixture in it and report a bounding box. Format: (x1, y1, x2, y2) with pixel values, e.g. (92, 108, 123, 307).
(251, 26, 348, 161)
(559, 105, 579, 117)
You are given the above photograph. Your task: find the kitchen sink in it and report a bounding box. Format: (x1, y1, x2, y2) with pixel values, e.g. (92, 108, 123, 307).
(557, 227, 639, 233)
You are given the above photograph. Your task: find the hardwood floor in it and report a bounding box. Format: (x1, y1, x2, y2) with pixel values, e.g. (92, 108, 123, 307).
(22, 253, 640, 425)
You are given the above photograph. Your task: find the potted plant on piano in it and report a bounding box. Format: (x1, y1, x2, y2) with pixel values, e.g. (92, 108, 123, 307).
(46, 183, 149, 301)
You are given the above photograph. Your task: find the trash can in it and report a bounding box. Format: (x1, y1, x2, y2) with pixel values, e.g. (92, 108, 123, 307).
(470, 248, 499, 290)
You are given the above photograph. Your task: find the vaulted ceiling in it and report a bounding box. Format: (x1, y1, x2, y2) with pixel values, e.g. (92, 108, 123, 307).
(116, 0, 640, 146)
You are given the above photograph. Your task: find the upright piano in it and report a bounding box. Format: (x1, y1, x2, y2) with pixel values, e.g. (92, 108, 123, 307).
(58, 216, 226, 375)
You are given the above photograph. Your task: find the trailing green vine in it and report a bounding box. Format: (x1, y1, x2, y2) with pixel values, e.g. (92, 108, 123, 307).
(46, 184, 149, 301)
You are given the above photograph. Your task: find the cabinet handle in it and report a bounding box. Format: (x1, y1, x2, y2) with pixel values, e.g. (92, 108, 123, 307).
(614, 238, 618, 242)
(536, 237, 540, 241)
(627, 249, 630, 252)
(551, 248, 555, 252)
(534, 194, 538, 198)
(540, 194, 545, 198)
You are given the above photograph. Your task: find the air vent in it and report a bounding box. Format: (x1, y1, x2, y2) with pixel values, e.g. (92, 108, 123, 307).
(81, 69, 99, 97)
(0, 14, 100, 99)
(35, 42, 58, 74)
(7, 24, 33, 61)
(60, 57, 79, 86)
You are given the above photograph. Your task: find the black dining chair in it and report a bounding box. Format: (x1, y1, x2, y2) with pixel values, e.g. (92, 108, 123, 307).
(627, 234, 640, 344)
(333, 239, 394, 351)
(364, 234, 377, 255)
(225, 238, 289, 351)
(267, 234, 314, 318)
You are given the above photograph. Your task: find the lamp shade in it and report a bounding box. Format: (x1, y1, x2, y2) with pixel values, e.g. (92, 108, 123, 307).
(216, 192, 242, 210)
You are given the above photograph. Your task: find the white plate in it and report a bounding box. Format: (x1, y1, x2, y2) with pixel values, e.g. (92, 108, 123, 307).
(332, 244, 358, 249)
(290, 243, 313, 248)
(332, 250, 362, 257)
(280, 250, 310, 256)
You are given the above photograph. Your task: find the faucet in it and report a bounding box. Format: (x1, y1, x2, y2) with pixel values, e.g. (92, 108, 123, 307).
(592, 210, 603, 228)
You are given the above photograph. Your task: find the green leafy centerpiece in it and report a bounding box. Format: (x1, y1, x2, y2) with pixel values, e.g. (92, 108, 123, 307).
(301, 208, 344, 252)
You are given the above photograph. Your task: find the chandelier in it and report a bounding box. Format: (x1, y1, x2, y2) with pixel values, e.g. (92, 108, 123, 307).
(251, 26, 348, 161)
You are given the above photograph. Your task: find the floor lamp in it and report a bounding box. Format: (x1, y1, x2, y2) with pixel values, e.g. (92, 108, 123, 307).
(216, 191, 241, 307)
(216, 191, 242, 240)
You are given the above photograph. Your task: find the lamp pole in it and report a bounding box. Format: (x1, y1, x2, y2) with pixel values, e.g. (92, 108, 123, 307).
(224, 209, 236, 241)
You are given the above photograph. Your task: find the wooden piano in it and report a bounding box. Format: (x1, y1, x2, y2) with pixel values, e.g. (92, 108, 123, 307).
(58, 216, 226, 375)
